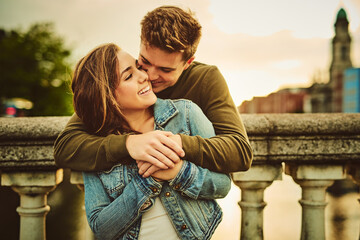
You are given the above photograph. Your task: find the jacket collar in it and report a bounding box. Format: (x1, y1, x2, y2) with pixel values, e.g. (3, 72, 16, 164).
(153, 98, 179, 127)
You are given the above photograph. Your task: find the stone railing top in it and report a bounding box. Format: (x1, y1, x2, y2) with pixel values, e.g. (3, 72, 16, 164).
(0, 117, 70, 170)
(0, 114, 359, 170)
(1, 113, 359, 140)
(0, 116, 70, 140)
(241, 113, 360, 136)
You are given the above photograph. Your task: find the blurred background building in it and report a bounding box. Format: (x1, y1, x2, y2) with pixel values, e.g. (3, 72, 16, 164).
(239, 8, 360, 114)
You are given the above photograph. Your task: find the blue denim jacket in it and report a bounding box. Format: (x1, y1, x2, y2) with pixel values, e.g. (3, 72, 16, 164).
(83, 99, 231, 240)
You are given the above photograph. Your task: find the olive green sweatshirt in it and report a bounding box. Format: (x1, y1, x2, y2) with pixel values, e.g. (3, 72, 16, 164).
(54, 62, 253, 173)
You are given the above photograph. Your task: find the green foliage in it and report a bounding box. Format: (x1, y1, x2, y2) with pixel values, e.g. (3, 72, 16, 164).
(0, 23, 74, 116)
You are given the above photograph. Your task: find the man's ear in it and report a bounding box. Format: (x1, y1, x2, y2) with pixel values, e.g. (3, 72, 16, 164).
(184, 56, 195, 70)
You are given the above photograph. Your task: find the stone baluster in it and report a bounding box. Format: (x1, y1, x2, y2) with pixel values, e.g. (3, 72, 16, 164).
(285, 164, 345, 240)
(1, 170, 63, 240)
(346, 163, 360, 239)
(346, 163, 360, 203)
(70, 171, 95, 240)
(232, 164, 282, 240)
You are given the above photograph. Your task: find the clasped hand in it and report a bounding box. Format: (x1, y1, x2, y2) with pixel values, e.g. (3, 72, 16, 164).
(126, 131, 184, 179)
(137, 160, 184, 181)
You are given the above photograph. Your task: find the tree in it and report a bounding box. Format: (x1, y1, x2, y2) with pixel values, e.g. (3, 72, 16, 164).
(0, 23, 73, 116)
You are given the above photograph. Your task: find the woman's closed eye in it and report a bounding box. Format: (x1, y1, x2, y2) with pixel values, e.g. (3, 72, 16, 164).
(125, 72, 133, 80)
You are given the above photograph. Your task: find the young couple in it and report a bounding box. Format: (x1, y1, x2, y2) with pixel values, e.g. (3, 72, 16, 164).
(55, 5, 253, 240)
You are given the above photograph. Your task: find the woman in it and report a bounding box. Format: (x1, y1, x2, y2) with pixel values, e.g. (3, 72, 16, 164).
(72, 43, 231, 240)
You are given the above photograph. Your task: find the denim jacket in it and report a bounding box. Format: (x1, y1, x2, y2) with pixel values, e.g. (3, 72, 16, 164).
(83, 99, 231, 240)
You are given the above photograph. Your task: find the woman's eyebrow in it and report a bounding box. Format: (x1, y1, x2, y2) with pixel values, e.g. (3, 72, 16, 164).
(120, 66, 132, 78)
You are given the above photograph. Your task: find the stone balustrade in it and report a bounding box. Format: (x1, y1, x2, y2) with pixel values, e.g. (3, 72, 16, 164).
(0, 114, 359, 240)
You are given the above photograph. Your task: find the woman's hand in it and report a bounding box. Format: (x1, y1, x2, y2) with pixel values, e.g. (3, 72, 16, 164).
(137, 159, 184, 181)
(151, 160, 184, 181)
(137, 161, 161, 178)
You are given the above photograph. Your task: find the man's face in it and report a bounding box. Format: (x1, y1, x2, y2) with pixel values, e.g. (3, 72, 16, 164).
(138, 43, 194, 93)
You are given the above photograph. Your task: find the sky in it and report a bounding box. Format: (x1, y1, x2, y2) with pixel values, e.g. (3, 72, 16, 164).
(0, 0, 359, 106)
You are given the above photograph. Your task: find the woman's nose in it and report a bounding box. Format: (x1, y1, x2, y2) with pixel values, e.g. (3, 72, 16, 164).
(138, 70, 148, 82)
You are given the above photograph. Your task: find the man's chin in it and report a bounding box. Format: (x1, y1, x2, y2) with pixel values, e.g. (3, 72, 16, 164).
(152, 85, 165, 93)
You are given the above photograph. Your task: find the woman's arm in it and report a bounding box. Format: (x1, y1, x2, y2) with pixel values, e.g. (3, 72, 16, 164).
(83, 171, 162, 240)
(169, 160, 231, 199)
(147, 160, 231, 200)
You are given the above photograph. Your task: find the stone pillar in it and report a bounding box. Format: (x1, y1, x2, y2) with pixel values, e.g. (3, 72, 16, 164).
(232, 164, 282, 240)
(346, 163, 360, 240)
(1, 170, 63, 240)
(285, 164, 345, 240)
(346, 163, 360, 202)
(70, 171, 95, 240)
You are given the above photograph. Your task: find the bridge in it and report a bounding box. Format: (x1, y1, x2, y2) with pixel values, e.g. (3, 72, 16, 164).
(1, 114, 359, 240)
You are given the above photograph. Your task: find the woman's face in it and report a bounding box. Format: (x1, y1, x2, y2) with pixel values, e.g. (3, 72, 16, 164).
(115, 50, 157, 114)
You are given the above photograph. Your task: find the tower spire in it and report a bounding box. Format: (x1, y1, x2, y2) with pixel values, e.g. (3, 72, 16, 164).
(329, 8, 352, 112)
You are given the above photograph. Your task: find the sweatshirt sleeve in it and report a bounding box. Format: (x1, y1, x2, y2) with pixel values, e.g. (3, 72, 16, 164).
(53, 113, 132, 171)
(180, 66, 253, 173)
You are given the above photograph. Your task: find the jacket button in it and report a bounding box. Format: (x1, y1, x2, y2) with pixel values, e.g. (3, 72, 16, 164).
(165, 192, 171, 197)
(150, 187, 158, 193)
(181, 224, 187, 230)
(174, 184, 181, 190)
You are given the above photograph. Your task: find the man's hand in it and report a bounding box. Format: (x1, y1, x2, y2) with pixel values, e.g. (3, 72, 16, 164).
(126, 131, 184, 169)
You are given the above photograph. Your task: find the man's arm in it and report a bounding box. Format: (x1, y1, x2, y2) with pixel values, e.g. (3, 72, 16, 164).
(179, 66, 253, 173)
(54, 114, 128, 171)
(54, 114, 183, 171)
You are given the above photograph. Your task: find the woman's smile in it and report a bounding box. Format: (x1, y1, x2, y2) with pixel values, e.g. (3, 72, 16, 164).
(138, 85, 151, 95)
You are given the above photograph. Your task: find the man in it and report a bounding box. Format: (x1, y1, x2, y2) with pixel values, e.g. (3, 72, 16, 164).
(54, 6, 253, 176)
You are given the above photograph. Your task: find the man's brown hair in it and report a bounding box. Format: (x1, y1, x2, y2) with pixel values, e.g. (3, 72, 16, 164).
(141, 6, 202, 61)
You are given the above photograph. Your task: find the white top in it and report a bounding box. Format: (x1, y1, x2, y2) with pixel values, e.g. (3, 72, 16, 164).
(138, 197, 180, 240)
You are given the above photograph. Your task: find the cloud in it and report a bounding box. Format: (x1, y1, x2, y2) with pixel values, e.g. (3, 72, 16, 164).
(208, 0, 342, 38)
(197, 30, 330, 73)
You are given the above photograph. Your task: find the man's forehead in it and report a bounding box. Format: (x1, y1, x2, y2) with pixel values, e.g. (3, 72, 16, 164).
(139, 45, 184, 68)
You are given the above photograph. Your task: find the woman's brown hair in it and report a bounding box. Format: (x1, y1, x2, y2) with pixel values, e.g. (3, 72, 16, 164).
(71, 43, 129, 135)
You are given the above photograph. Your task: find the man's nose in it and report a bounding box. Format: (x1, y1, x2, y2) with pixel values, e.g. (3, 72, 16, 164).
(147, 67, 159, 80)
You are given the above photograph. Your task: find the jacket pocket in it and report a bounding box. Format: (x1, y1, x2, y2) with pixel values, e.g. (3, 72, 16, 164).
(98, 165, 129, 199)
(181, 197, 219, 232)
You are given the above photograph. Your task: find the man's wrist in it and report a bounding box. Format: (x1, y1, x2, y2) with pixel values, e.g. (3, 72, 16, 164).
(108, 134, 132, 160)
